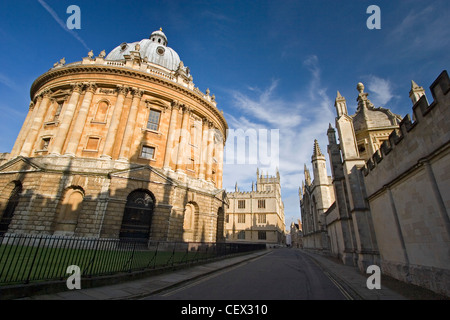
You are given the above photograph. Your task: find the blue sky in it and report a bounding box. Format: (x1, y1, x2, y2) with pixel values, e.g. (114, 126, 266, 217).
(0, 0, 449, 229)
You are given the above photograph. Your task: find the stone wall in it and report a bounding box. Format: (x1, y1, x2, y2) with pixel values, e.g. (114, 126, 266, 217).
(363, 70, 450, 296)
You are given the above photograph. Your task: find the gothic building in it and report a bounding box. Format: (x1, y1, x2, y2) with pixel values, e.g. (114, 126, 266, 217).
(0, 29, 228, 242)
(225, 169, 286, 245)
(300, 70, 450, 296)
(299, 141, 335, 252)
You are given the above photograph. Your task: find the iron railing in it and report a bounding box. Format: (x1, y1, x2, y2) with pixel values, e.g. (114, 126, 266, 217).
(0, 234, 265, 286)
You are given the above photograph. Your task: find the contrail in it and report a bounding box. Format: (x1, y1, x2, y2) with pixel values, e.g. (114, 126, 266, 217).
(37, 0, 90, 51)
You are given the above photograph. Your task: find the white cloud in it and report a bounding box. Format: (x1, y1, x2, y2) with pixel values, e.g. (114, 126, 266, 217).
(230, 80, 303, 129)
(365, 75, 398, 106)
(224, 55, 335, 226)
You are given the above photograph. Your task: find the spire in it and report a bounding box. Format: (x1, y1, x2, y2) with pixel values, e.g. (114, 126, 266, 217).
(313, 139, 324, 157)
(335, 90, 348, 117)
(235, 182, 238, 192)
(409, 79, 426, 105)
(304, 164, 311, 185)
(327, 123, 337, 144)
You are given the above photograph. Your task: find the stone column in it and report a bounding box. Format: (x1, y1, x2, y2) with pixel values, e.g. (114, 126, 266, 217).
(11, 100, 37, 157)
(176, 106, 190, 172)
(50, 83, 83, 155)
(216, 134, 225, 189)
(101, 86, 129, 159)
(205, 122, 215, 182)
(65, 83, 97, 156)
(118, 88, 143, 161)
(199, 118, 209, 180)
(20, 90, 52, 157)
(163, 101, 180, 170)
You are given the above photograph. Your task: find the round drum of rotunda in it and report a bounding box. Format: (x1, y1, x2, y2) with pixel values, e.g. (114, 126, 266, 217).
(0, 29, 228, 243)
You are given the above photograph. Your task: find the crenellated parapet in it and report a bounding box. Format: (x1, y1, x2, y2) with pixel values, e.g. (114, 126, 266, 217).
(362, 70, 450, 178)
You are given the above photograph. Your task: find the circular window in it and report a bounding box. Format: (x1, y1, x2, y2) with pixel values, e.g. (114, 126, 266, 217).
(156, 46, 165, 56)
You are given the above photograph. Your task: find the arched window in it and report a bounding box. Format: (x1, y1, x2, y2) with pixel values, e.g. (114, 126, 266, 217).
(0, 182, 22, 236)
(119, 190, 154, 240)
(182, 202, 198, 242)
(93, 100, 110, 123)
(54, 187, 84, 235)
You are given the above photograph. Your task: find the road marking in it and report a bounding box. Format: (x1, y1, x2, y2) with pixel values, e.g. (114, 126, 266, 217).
(305, 253, 356, 300)
(323, 271, 354, 300)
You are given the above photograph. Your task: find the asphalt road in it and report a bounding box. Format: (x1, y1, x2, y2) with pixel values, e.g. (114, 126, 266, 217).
(143, 248, 346, 300)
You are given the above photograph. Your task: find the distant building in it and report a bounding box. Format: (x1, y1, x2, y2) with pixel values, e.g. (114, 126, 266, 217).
(225, 169, 286, 246)
(290, 220, 303, 249)
(300, 71, 450, 297)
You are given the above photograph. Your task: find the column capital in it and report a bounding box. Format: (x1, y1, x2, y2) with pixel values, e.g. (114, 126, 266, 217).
(171, 100, 181, 110)
(41, 88, 52, 98)
(202, 117, 210, 126)
(180, 104, 191, 115)
(116, 85, 130, 96)
(85, 82, 98, 93)
(34, 94, 44, 104)
(131, 88, 144, 99)
(71, 82, 84, 93)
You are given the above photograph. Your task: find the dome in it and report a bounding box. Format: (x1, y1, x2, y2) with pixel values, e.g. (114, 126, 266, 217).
(106, 29, 181, 71)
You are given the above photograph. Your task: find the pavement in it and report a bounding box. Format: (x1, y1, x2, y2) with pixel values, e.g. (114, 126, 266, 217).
(14, 248, 412, 300)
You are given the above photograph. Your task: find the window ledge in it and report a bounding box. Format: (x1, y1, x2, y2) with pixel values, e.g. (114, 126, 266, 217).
(141, 128, 162, 135)
(138, 156, 156, 162)
(44, 121, 59, 127)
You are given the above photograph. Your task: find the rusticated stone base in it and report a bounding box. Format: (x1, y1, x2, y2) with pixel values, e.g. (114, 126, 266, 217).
(0, 156, 226, 242)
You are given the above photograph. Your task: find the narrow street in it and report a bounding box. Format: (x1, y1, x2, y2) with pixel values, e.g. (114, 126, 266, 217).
(144, 248, 346, 300)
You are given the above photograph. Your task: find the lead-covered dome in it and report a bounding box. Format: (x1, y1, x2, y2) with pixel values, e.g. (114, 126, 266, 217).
(106, 29, 181, 71)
